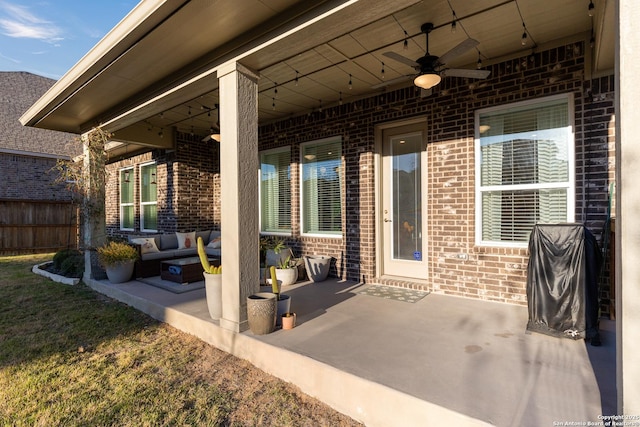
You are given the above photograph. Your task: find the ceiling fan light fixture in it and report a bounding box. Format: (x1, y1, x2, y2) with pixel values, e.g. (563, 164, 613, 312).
(414, 72, 441, 89)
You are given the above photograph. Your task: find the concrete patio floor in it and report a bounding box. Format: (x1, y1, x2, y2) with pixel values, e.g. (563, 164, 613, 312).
(84, 276, 616, 427)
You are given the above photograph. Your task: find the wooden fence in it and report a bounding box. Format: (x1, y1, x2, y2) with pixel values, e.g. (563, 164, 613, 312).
(0, 199, 79, 255)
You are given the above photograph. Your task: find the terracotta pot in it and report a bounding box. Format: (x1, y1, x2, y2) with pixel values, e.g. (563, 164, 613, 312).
(281, 312, 296, 330)
(247, 292, 277, 335)
(203, 272, 222, 320)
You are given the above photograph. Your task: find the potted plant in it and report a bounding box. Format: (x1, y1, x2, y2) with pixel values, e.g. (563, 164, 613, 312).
(97, 241, 138, 284)
(266, 249, 298, 287)
(269, 265, 291, 327)
(304, 255, 332, 282)
(260, 236, 289, 268)
(197, 237, 222, 320)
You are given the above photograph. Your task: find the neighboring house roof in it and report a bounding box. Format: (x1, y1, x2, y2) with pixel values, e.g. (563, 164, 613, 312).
(0, 72, 79, 158)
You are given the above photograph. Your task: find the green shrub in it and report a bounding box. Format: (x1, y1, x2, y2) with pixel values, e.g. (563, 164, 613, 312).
(52, 249, 82, 270)
(59, 254, 84, 278)
(97, 241, 138, 267)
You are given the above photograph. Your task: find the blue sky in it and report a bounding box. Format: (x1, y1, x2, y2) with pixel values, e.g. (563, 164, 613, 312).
(0, 0, 136, 80)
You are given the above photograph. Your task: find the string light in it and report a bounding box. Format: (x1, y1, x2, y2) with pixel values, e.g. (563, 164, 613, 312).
(588, 0, 595, 17)
(319, 99, 323, 113)
(272, 97, 276, 110)
(590, 32, 595, 48)
(274, 84, 278, 99)
(521, 23, 528, 46)
(348, 74, 353, 90)
(295, 71, 299, 86)
(451, 11, 457, 33)
(339, 91, 343, 105)
(403, 30, 409, 50)
(477, 52, 482, 69)
(381, 61, 385, 80)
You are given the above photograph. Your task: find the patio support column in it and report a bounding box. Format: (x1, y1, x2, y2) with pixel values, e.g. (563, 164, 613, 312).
(617, 0, 640, 415)
(81, 130, 107, 280)
(217, 62, 260, 332)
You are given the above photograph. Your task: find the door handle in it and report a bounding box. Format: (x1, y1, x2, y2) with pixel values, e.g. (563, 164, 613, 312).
(384, 218, 392, 222)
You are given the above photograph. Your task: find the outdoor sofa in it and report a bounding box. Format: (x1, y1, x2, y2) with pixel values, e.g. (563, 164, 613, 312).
(128, 230, 221, 278)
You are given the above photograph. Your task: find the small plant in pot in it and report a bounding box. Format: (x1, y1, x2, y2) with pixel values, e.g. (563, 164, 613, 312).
(269, 265, 291, 326)
(97, 241, 138, 284)
(260, 236, 289, 268)
(197, 236, 222, 320)
(266, 249, 298, 287)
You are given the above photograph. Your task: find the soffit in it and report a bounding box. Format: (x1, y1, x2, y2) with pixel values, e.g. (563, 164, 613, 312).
(22, 0, 615, 140)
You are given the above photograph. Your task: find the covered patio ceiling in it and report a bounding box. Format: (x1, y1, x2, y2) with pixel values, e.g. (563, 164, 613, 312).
(21, 0, 615, 157)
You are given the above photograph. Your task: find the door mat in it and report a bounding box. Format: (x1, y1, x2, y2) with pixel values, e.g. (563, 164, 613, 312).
(358, 284, 429, 303)
(138, 276, 205, 294)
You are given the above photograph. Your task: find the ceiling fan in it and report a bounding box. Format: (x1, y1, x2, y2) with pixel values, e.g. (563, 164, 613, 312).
(381, 22, 491, 91)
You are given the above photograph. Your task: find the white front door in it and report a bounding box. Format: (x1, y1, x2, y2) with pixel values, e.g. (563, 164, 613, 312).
(380, 121, 428, 279)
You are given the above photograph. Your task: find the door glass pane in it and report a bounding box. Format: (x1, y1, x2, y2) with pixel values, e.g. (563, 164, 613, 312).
(391, 133, 422, 261)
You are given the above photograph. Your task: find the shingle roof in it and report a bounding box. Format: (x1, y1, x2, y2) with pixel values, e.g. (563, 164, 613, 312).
(0, 71, 79, 158)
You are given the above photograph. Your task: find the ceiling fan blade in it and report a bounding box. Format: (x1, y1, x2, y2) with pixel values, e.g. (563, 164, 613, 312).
(437, 38, 480, 66)
(383, 51, 419, 69)
(441, 68, 491, 79)
(371, 74, 413, 89)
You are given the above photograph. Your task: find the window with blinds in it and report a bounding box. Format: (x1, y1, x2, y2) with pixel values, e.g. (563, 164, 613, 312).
(301, 137, 342, 236)
(140, 162, 158, 232)
(120, 168, 134, 230)
(260, 147, 291, 234)
(476, 95, 574, 246)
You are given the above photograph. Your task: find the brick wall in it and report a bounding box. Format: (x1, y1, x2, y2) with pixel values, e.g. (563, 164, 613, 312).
(258, 41, 616, 310)
(0, 153, 73, 201)
(105, 132, 219, 238)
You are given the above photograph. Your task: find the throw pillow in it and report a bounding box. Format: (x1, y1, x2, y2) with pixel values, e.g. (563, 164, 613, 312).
(131, 238, 160, 254)
(208, 237, 221, 249)
(176, 231, 196, 249)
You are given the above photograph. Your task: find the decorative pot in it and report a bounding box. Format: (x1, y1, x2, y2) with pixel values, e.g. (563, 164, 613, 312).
(104, 260, 135, 283)
(276, 294, 291, 326)
(266, 248, 290, 268)
(267, 267, 298, 287)
(303, 255, 331, 282)
(282, 312, 296, 330)
(247, 292, 277, 335)
(203, 272, 222, 320)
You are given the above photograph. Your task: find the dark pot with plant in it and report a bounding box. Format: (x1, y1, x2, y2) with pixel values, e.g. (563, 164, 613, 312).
(97, 241, 138, 284)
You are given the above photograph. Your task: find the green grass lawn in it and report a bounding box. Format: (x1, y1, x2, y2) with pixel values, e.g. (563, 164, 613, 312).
(0, 254, 361, 426)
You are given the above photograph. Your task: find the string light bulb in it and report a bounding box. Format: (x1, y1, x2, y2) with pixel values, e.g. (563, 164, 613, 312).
(521, 24, 528, 46)
(348, 74, 353, 90)
(403, 30, 409, 50)
(588, 0, 595, 17)
(295, 71, 299, 86)
(339, 91, 343, 105)
(477, 53, 482, 69)
(451, 11, 457, 33)
(381, 62, 385, 80)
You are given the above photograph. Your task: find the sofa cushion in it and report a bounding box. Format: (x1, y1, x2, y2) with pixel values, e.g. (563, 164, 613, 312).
(196, 230, 211, 245)
(130, 237, 160, 254)
(160, 233, 178, 250)
(208, 236, 221, 249)
(209, 230, 221, 242)
(172, 248, 198, 258)
(140, 251, 172, 261)
(205, 247, 221, 257)
(129, 234, 161, 249)
(176, 232, 196, 249)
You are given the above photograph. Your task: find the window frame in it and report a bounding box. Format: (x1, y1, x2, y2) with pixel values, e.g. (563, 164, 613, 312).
(299, 136, 343, 238)
(119, 167, 135, 231)
(259, 146, 292, 237)
(139, 161, 158, 233)
(474, 94, 575, 248)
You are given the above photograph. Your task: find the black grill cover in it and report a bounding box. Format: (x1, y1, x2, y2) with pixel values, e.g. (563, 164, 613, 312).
(526, 224, 601, 340)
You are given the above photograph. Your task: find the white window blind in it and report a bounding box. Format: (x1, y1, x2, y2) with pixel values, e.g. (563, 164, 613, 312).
(477, 96, 573, 245)
(260, 148, 291, 234)
(301, 138, 342, 235)
(140, 163, 157, 232)
(120, 168, 134, 230)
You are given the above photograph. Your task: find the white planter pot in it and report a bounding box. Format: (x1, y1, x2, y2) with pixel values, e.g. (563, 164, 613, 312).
(203, 272, 222, 320)
(266, 267, 298, 287)
(303, 255, 331, 282)
(105, 260, 135, 284)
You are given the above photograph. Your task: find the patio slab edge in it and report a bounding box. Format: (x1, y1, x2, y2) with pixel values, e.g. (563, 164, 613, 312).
(84, 277, 491, 427)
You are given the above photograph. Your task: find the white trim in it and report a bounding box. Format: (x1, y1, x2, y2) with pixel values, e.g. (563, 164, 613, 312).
(474, 93, 575, 247)
(119, 166, 135, 231)
(139, 161, 157, 233)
